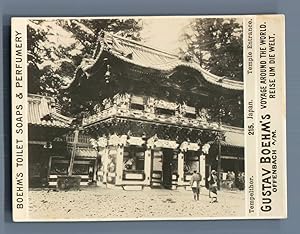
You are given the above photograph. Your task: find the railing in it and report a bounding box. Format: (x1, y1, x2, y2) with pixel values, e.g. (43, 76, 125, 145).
(83, 105, 220, 130)
(66, 134, 91, 144)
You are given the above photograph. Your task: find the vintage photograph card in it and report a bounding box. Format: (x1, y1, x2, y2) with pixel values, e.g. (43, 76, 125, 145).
(11, 15, 286, 221)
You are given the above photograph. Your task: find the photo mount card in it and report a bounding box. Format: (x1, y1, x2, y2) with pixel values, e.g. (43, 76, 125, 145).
(11, 15, 286, 222)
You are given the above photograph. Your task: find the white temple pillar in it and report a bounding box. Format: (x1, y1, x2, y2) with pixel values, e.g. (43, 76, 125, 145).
(93, 157, 98, 181)
(102, 147, 109, 184)
(144, 149, 152, 186)
(199, 154, 206, 186)
(177, 152, 184, 186)
(115, 146, 124, 185)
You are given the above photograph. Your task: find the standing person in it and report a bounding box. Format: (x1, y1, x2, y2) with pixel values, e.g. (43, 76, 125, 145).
(208, 170, 218, 203)
(190, 170, 202, 201)
(227, 171, 234, 190)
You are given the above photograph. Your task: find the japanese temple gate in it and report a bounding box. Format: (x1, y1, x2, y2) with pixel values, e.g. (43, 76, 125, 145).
(63, 30, 244, 190)
(83, 92, 225, 190)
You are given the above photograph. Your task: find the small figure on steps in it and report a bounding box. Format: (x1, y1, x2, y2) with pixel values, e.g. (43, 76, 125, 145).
(208, 170, 218, 203)
(190, 170, 202, 201)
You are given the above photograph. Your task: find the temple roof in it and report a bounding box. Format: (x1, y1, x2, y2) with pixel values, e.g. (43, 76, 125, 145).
(67, 31, 243, 92)
(223, 125, 244, 148)
(207, 125, 244, 148)
(28, 94, 74, 128)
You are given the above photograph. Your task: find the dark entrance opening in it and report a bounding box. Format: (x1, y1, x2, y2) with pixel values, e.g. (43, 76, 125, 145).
(29, 144, 50, 188)
(162, 149, 173, 189)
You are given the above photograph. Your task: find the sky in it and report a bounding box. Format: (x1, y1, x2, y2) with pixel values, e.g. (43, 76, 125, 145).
(139, 17, 242, 55)
(140, 18, 192, 54)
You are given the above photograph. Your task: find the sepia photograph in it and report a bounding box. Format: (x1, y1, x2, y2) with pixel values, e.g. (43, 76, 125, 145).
(23, 16, 246, 220)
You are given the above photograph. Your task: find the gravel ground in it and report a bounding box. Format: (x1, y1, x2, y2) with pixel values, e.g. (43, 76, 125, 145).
(28, 187, 245, 220)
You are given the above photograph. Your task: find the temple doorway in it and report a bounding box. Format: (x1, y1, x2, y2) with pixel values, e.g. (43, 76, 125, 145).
(162, 149, 174, 189)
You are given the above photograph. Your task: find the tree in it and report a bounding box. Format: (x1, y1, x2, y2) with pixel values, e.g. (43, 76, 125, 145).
(27, 18, 142, 115)
(181, 18, 243, 81)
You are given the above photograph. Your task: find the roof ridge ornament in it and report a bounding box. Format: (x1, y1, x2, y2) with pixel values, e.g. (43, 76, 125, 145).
(217, 76, 226, 83)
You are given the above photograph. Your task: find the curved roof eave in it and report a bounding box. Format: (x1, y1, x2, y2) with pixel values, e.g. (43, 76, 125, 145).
(65, 37, 244, 92)
(107, 50, 244, 91)
(62, 43, 105, 90)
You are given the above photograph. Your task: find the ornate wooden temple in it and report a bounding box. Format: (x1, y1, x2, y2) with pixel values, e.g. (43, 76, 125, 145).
(64, 31, 244, 190)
